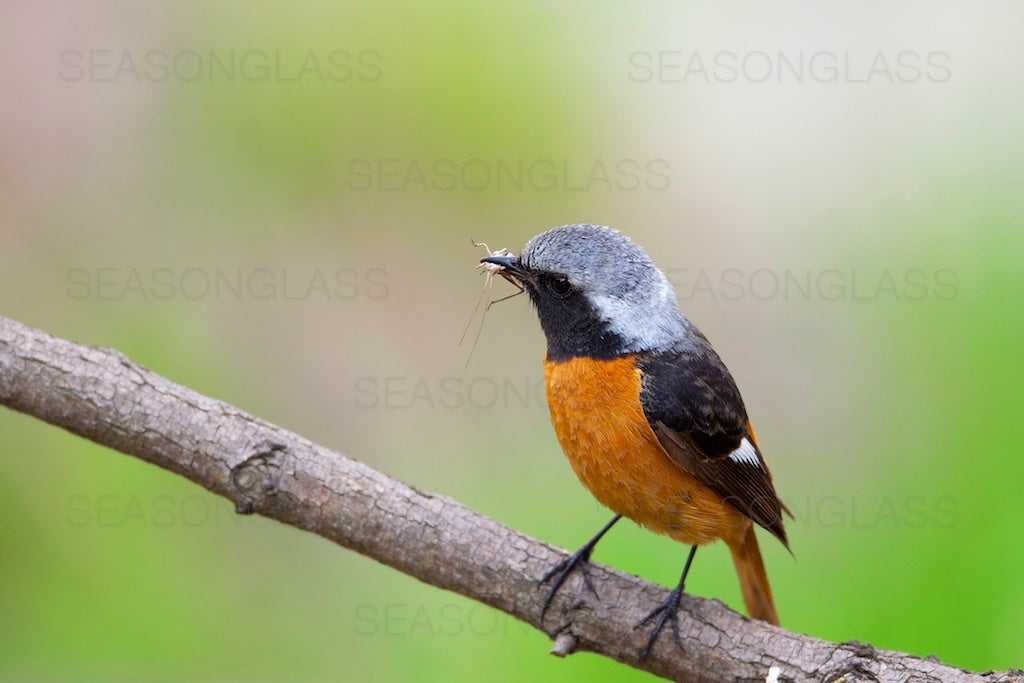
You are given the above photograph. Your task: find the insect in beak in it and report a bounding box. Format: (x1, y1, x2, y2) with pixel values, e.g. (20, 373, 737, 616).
(460, 240, 526, 370)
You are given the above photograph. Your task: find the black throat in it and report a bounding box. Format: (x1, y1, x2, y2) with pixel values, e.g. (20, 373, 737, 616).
(525, 286, 628, 362)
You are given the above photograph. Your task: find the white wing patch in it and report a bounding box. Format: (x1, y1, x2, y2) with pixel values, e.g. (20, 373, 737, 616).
(728, 437, 761, 468)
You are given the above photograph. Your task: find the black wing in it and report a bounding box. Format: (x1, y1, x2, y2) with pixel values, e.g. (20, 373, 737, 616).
(637, 348, 789, 547)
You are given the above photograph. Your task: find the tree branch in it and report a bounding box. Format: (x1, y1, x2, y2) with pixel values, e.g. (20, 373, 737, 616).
(0, 315, 1017, 683)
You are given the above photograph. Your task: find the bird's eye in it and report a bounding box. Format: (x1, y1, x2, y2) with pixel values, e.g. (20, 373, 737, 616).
(548, 276, 572, 298)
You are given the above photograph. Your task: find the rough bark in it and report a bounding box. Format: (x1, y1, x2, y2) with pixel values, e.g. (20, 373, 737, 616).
(0, 315, 1018, 683)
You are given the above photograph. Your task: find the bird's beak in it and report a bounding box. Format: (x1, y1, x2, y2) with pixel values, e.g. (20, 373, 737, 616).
(480, 255, 528, 280)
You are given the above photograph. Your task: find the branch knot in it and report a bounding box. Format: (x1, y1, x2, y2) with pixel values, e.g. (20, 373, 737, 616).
(230, 443, 285, 514)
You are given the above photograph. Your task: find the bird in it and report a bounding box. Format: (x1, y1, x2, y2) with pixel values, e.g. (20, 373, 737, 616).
(480, 223, 790, 659)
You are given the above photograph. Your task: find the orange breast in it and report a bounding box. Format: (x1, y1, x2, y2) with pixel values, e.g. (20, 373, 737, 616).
(544, 355, 748, 546)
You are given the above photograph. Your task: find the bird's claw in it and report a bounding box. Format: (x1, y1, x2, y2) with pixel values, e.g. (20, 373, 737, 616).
(538, 545, 597, 620)
(634, 586, 684, 661)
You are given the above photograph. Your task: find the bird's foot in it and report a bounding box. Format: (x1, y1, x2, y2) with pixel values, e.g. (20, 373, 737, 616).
(634, 584, 684, 661)
(538, 544, 598, 620)
(538, 514, 621, 621)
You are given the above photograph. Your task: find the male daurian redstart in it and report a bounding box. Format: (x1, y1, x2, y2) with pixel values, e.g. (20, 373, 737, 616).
(481, 224, 790, 658)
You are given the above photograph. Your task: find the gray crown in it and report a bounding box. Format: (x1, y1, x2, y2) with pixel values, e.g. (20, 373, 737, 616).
(520, 224, 695, 353)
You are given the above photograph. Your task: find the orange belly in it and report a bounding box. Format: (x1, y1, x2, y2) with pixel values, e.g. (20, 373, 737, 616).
(544, 355, 748, 546)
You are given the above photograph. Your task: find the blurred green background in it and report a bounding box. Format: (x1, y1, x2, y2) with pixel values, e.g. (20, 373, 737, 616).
(1, 1, 1022, 680)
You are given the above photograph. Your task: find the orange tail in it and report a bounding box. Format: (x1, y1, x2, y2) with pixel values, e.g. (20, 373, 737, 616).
(726, 522, 779, 625)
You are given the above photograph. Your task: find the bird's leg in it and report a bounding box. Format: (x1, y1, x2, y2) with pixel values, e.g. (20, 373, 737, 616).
(539, 514, 621, 620)
(635, 545, 698, 660)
